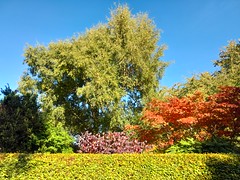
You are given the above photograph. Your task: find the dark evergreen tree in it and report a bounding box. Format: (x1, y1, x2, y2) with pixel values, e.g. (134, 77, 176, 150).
(0, 85, 44, 152)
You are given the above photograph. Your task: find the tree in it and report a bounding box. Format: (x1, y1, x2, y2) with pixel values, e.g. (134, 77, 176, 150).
(0, 85, 74, 153)
(126, 91, 203, 150)
(169, 40, 240, 98)
(126, 86, 240, 151)
(0, 85, 43, 152)
(213, 39, 240, 87)
(200, 86, 240, 139)
(19, 5, 168, 133)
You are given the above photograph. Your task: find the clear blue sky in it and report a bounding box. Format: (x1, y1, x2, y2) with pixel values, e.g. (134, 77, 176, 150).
(0, 0, 239, 91)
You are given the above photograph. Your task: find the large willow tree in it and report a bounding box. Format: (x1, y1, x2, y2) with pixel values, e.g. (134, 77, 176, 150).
(19, 5, 168, 133)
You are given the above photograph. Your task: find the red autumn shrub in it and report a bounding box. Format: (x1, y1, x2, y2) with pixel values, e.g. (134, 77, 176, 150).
(126, 86, 240, 151)
(200, 86, 240, 138)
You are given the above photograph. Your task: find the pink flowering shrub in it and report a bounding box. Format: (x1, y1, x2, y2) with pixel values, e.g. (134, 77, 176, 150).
(74, 131, 151, 154)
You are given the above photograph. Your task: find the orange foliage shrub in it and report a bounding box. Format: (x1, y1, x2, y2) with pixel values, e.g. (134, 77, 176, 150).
(126, 86, 240, 150)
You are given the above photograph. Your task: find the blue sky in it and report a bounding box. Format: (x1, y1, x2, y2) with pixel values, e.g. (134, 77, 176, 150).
(0, 0, 239, 92)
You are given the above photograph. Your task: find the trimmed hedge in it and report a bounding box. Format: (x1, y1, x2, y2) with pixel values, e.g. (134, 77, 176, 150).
(0, 153, 240, 179)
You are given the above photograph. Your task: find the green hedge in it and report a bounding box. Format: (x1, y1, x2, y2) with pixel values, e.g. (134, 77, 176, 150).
(0, 153, 240, 179)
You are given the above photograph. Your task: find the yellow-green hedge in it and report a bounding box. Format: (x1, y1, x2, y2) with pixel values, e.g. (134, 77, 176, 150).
(0, 153, 240, 179)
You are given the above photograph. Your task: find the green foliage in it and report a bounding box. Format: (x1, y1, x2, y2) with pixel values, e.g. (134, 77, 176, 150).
(37, 122, 73, 153)
(165, 138, 202, 153)
(169, 40, 240, 98)
(214, 39, 240, 87)
(0, 85, 44, 153)
(34, 97, 74, 153)
(0, 85, 73, 153)
(201, 136, 240, 154)
(19, 5, 168, 133)
(172, 72, 218, 98)
(0, 154, 240, 179)
(165, 136, 240, 154)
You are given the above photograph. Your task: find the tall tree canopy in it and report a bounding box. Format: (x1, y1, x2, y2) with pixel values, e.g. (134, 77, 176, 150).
(19, 5, 168, 133)
(169, 40, 240, 98)
(213, 39, 240, 87)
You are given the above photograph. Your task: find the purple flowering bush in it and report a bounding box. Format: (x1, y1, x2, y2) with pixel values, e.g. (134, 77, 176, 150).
(73, 131, 151, 154)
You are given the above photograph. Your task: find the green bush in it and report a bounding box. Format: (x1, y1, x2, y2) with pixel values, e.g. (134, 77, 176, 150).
(165, 138, 202, 153)
(201, 136, 240, 154)
(37, 122, 74, 153)
(0, 153, 239, 179)
(165, 137, 240, 154)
